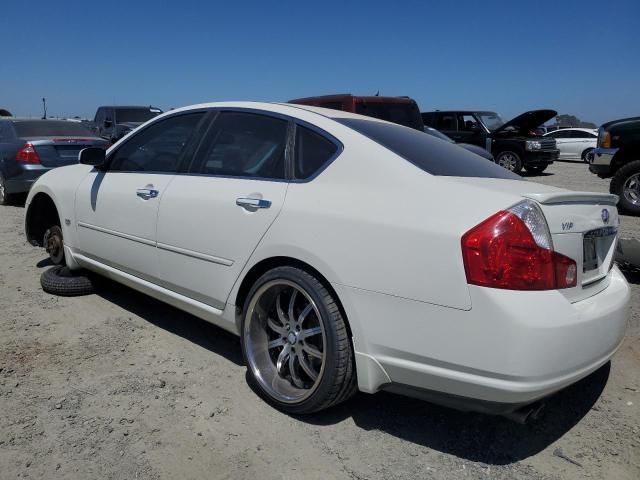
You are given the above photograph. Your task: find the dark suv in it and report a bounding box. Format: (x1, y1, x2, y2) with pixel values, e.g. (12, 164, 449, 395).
(422, 110, 559, 174)
(589, 116, 640, 215)
(92, 105, 162, 143)
(289, 94, 424, 131)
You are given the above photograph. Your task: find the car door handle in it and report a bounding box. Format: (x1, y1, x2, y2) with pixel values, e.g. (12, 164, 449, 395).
(136, 187, 159, 200)
(236, 197, 271, 209)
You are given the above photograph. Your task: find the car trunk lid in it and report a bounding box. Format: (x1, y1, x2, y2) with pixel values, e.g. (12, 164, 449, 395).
(26, 137, 108, 167)
(444, 177, 620, 302)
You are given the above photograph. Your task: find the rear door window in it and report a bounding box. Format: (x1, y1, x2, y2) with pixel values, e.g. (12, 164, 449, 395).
(336, 118, 520, 179)
(436, 113, 457, 131)
(193, 112, 288, 180)
(294, 125, 339, 179)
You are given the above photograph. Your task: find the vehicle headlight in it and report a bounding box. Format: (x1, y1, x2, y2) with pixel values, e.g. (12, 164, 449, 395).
(525, 140, 542, 151)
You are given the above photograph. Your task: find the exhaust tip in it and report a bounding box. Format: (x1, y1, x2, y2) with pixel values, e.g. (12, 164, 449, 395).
(503, 402, 545, 424)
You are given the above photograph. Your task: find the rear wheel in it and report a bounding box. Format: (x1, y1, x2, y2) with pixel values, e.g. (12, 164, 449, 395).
(0, 174, 13, 206)
(610, 160, 640, 215)
(496, 151, 523, 174)
(525, 164, 548, 175)
(581, 148, 594, 163)
(241, 266, 356, 414)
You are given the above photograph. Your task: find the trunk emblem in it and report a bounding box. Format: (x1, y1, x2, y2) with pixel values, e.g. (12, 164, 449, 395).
(601, 209, 610, 224)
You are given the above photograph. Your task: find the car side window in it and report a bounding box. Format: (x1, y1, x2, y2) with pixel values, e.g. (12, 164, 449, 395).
(550, 130, 571, 138)
(194, 112, 288, 180)
(294, 125, 338, 180)
(458, 114, 479, 131)
(570, 130, 595, 138)
(108, 113, 205, 173)
(436, 113, 456, 131)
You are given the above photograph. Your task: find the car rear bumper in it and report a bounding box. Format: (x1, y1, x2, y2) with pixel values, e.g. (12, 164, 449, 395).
(335, 266, 629, 411)
(4, 165, 50, 194)
(589, 148, 617, 176)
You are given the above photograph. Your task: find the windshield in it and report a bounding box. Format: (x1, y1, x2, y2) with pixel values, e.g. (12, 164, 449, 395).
(478, 112, 504, 131)
(354, 101, 424, 130)
(337, 118, 519, 179)
(423, 127, 454, 143)
(13, 120, 95, 137)
(114, 108, 162, 123)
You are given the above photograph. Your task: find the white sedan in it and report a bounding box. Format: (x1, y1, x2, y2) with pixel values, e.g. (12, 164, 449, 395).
(25, 102, 629, 420)
(544, 128, 598, 162)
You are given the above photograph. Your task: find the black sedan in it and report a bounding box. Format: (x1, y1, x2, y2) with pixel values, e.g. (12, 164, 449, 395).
(0, 119, 108, 204)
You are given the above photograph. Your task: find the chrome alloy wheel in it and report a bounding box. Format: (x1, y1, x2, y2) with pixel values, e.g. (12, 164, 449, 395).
(623, 173, 640, 206)
(244, 280, 326, 404)
(497, 152, 518, 171)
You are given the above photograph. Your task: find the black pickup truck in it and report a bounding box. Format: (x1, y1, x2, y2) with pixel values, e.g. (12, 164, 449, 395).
(589, 116, 640, 214)
(91, 105, 162, 143)
(422, 109, 559, 174)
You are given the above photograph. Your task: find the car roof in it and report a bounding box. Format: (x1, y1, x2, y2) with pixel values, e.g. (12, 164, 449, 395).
(99, 105, 161, 109)
(290, 94, 417, 104)
(163, 101, 387, 123)
(422, 110, 497, 115)
(543, 127, 597, 134)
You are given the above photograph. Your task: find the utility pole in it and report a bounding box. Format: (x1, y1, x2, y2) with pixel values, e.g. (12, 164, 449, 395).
(42, 97, 47, 119)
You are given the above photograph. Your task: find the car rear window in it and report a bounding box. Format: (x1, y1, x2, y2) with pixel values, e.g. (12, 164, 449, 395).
(336, 118, 520, 179)
(13, 121, 95, 137)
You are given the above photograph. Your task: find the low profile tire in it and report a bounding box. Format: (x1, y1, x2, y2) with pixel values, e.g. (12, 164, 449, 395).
(582, 148, 594, 163)
(43, 225, 65, 265)
(0, 174, 13, 206)
(610, 160, 640, 215)
(40, 266, 95, 296)
(524, 164, 548, 175)
(241, 266, 356, 414)
(496, 151, 523, 174)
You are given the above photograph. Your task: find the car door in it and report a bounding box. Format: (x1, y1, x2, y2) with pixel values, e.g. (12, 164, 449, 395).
(548, 130, 572, 159)
(155, 110, 290, 309)
(454, 113, 486, 147)
(569, 130, 596, 158)
(435, 112, 458, 140)
(74, 111, 207, 281)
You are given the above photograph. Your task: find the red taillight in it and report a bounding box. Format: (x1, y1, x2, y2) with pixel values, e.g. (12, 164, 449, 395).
(16, 143, 41, 164)
(461, 209, 577, 290)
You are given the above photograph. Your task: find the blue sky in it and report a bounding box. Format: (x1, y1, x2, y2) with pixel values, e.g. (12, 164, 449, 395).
(1, 0, 638, 124)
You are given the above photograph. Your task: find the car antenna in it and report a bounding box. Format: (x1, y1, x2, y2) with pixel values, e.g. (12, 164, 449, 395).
(374, 90, 380, 96)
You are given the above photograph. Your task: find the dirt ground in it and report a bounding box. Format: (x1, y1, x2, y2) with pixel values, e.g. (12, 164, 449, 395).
(0, 160, 638, 480)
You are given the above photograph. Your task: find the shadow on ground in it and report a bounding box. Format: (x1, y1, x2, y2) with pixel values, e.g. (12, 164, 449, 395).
(95, 278, 243, 366)
(73, 270, 609, 465)
(522, 171, 554, 178)
(304, 362, 609, 465)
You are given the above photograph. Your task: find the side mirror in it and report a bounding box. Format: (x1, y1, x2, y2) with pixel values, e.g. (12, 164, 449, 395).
(104, 119, 113, 128)
(79, 147, 106, 168)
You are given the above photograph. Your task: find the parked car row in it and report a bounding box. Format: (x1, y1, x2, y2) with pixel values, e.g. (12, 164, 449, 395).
(22, 101, 630, 421)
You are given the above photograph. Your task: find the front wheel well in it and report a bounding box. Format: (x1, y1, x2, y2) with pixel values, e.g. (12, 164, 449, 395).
(26, 193, 61, 246)
(611, 147, 640, 173)
(234, 256, 351, 338)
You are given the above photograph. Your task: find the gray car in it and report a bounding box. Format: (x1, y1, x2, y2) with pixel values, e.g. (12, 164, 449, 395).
(0, 119, 108, 205)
